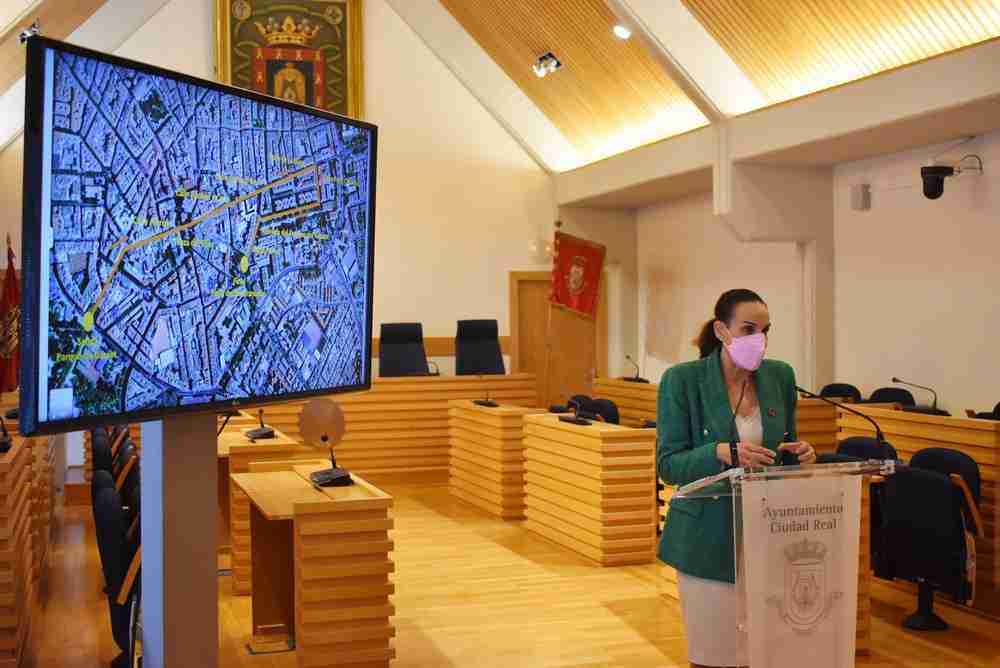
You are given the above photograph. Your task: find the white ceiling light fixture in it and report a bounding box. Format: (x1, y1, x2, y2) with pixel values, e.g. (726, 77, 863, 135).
(532, 52, 561, 78)
(613, 24, 631, 39)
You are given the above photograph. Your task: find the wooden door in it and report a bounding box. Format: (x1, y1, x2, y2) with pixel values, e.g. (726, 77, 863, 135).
(509, 271, 607, 409)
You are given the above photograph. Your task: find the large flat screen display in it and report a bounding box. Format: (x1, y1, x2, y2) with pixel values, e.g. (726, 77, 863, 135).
(19, 38, 376, 436)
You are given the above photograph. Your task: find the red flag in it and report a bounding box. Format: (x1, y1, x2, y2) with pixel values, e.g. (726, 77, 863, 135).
(0, 236, 20, 392)
(549, 231, 606, 319)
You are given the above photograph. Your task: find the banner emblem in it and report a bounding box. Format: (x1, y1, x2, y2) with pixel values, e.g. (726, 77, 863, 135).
(768, 538, 841, 633)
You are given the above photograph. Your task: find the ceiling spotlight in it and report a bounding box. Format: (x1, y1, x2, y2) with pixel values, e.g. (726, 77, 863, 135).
(613, 24, 631, 39)
(532, 52, 561, 78)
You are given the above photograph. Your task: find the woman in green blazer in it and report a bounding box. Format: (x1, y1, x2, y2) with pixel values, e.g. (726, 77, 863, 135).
(656, 289, 816, 668)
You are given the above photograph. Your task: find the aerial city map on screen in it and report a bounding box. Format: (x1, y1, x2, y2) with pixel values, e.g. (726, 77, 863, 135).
(36, 47, 374, 423)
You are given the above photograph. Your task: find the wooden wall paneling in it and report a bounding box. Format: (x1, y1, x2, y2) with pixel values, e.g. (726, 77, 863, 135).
(252, 374, 537, 476)
(522, 415, 656, 566)
(592, 378, 658, 427)
(0, 439, 34, 667)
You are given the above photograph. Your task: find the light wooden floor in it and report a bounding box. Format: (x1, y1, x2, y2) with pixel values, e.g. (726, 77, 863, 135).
(25, 477, 1000, 667)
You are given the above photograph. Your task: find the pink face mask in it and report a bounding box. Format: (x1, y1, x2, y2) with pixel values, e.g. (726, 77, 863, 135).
(725, 332, 766, 371)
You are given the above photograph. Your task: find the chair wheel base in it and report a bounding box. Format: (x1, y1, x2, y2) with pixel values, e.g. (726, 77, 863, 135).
(903, 611, 948, 631)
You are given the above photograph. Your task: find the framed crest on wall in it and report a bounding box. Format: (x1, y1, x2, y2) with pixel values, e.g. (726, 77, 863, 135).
(215, 0, 364, 118)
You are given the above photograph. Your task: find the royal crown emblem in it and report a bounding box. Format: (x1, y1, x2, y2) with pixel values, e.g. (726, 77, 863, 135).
(785, 538, 827, 563)
(255, 16, 321, 47)
(767, 538, 841, 634)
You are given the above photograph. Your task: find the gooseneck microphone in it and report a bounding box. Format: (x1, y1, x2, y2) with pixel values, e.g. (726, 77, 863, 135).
(797, 386, 886, 445)
(891, 377, 943, 414)
(622, 355, 650, 383)
(246, 407, 275, 440)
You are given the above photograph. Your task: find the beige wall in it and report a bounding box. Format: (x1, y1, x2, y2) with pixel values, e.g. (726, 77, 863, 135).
(834, 131, 1000, 414)
(636, 192, 804, 385)
(2, 0, 557, 343)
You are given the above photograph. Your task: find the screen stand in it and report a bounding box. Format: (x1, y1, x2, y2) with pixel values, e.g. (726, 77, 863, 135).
(140, 414, 218, 668)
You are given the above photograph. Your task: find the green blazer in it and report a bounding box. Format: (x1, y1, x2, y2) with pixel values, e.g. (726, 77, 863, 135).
(655, 349, 798, 583)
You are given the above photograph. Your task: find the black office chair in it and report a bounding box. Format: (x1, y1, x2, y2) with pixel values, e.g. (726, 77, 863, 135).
(911, 447, 981, 531)
(113, 442, 136, 482)
(876, 465, 977, 630)
(92, 428, 113, 475)
(93, 484, 141, 666)
(820, 383, 863, 402)
(588, 398, 620, 425)
(379, 323, 430, 377)
(643, 420, 656, 429)
(837, 436, 897, 461)
(965, 402, 1000, 420)
(867, 387, 916, 407)
(455, 319, 504, 375)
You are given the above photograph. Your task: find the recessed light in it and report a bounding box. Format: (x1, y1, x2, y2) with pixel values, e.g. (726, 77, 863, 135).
(613, 24, 631, 40)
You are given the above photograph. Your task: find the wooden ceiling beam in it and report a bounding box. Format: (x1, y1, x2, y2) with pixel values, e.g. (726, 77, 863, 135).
(0, 0, 107, 98)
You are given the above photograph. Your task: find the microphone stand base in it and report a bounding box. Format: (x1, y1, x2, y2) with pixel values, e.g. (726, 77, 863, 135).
(310, 468, 353, 487)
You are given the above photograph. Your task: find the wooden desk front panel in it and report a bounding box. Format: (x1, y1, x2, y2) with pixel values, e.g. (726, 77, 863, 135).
(29, 438, 55, 582)
(522, 416, 657, 566)
(228, 440, 320, 596)
(839, 407, 1000, 614)
(592, 378, 657, 428)
(252, 374, 538, 475)
(0, 441, 35, 668)
(447, 401, 545, 519)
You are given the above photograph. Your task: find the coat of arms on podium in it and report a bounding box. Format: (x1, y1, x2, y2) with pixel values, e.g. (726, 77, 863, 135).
(768, 538, 842, 633)
(216, 0, 363, 118)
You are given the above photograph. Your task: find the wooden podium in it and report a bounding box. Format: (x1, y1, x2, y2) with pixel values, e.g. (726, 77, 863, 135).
(447, 400, 545, 519)
(839, 405, 1000, 618)
(522, 414, 657, 566)
(231, 463, 395, 667)
(591, 378, 657, 427)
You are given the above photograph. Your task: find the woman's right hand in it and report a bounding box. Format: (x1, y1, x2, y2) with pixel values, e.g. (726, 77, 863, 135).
(715, 442, 775, 467)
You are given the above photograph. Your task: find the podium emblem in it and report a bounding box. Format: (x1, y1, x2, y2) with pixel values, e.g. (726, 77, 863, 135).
(769, 538, 841, 633)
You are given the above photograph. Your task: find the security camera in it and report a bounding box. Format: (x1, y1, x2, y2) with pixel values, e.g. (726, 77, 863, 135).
(920, 165, 954, 200)
(19, 21, 40, 44)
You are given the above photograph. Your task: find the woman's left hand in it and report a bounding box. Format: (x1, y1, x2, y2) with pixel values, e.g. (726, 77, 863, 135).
(778, 440, 816, 464)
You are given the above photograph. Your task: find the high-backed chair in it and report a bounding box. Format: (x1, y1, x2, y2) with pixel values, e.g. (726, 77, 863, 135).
(455, 319, 504, 375)
(92, 428, 113, 475)
(588, 398, 620, 425)
(867, 387, 916, 407)
(820, 383, 863, 402)
(911, 447, 982, 533)
(93, 484, 141, 664)
(837, 436, 897, 461)
(875, 465, 979, 630)
(378, 323, 430, 377)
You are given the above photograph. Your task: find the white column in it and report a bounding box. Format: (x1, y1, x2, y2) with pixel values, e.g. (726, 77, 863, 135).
(140, 413, 218, 667)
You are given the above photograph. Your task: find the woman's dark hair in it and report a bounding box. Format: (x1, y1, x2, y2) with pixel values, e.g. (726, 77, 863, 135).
(695, 289, 766, 358)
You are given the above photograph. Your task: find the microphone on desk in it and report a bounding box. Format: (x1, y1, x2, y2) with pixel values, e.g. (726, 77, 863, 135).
(621, 355, 650, 383)
(797, 386, 889, 449)
(891, 377, 948, 415)
(245, 407, 275, 440)
(0, 416, 10, 453)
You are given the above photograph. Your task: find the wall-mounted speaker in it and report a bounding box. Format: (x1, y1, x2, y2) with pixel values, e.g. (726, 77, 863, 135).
(850, 183, 871, 211)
